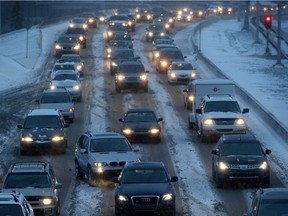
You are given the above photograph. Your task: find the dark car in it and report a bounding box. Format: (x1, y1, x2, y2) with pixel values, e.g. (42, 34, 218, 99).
(54, 34, 81, 58)
(145, 23, 169, 42)
(105, 40, 132, 58)
(66, 27, 87, 48)
(17, 109, 69, 154)
(211, 134, 271, 188)
(106, 24, 127, 42)
(110, 49, 139, 75)
(155, 47, 186, 73)
(119, 108, 163, 143)
(135, 8, 153, 23)
(108, 15, 136, 32)
(243, 188, 288, 216)
(115, 60, 149, 93)
(110, 33, 133, 49)
(112, 161, 178, 216)
(81, 12, 97, 28)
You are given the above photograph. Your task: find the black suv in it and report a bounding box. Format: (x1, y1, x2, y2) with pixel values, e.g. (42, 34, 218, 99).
(17, 109, 69, 154)
(112, 162, 178, 216)
(211, 134, 271, 188)
(119, 108, 163, 143)
(243, 188, 288, 216)
(115, 61, 149, 93)
(2, 162, 62, 216)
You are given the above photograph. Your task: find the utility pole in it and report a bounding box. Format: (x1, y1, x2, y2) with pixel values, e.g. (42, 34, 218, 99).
(255, 1, 260, 43)
(243, 1, 250, 30)
(274, 2, 284, 66)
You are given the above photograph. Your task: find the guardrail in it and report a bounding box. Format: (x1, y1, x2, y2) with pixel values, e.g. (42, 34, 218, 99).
(191, 16, 288, 142)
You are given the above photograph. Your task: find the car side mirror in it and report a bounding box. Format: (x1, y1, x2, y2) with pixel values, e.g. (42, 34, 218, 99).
(265, 149, 272, 154)
(17, 125, 23, 129)
(242, 108, 249, 114)
(54, 183, 62, 189)
(184, 56, 187, 58)
(119, 118, 124, 122)
(211, 149, 218, 155)
(183, 89, 188, 93)
(158, 117, 163, 122)
(35, 99, 40, 103)
(196, 109, 202, 114)
(112, 176, 119, 183)
(146, 70, 149, 73)
(170, 176, 178, 182)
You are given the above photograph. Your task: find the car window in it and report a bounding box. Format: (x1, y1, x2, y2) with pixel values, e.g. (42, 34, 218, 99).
(118, 65, 145, 73)
(161, 50, 183, 59)
(124, 112, 157, 122)
(4, 173, 52, 188)
(58, 37, 78, 43)
(122, 168, 168, 183)
(59, 56, 81, 62)
(41, 92, 71, 103)
(54, 64, 75, 71)
(171, 63, 193, 70)
(220, 143, 263, 156)
(90, 138, 131, 152)
(257, 199, 288, 216)
(53, 73, 78, 81)
(0, 204, 24, 216)
(204, 101, 241, 113)
(23, 115, 62, 129)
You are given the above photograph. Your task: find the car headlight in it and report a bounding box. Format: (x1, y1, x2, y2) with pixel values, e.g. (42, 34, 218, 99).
(107, 31, 113, 36)
(117, 195, 128, 202)
(77, 65, 82, 70)
(83, 24, 88, 29)
(235, 118, 245, 125)
(69, 23, 74, 28)
(21, 137, 33, 142)
(40, 198, 54, 206)
(169, 18, 173, 23)
(107, 48, 112, 53)
(160, 61, 168, 67)
(147, 14, 152, 19)
(162, 193, 173, 201)
(139, 74, 147, 80)
(259, 161, 268, 170)
(79, 36, 84, 41)
(122, 128, 133, 134)
(50, 85, 57, 90)
(154, 52, 160, 58)
(149, 128, 160, 134)
(69, 108, 74, 112)
(191, 72, 196, 78)
(117, 74, 125, 81)
(128, 21, 132, 26)
(177, 15, 181, 20)
(219, 162, 228, 170)
(165, 24, 170, 29)
(170, 73, 176, 78)
(188, 95, 194, 101)
(199, 11, 203, 16)
(204, 119, 214, 125)
(136, 14, 141, 19)
(89, 18, 94, 23)
(52, 136, 64, 142)
(73, 85, 80, 90)
(94, 162, 108, 167)
(73, 44, 80, 50)
(187, 15, 192, 21)
(148, 32, 153, 37)
(112, 62, 118, 67)
(55, 44, 62, 50)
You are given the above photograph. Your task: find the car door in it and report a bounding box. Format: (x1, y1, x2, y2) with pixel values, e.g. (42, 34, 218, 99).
(196, 99, 205, 130)
(76, 134, 89, 172)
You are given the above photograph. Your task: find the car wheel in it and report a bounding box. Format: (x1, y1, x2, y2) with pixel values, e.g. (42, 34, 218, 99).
(215, 173, 223, 188)
(262, 176, 270, 188)
(70, 118, 74, 123)
(143, 85, 148, 93)
(87, 167, 94, 186)
(200, 126, 207, 142)
(212, 164, 216, 181)
(59, 145, 66, 154)
(188, 120, 194, 130)
(115, 85, 121, 93)
(75, 160, 85, 179)
(186, 103, 191, 110)
(77, 95, 82, 102)
(56, 202, 61, 216)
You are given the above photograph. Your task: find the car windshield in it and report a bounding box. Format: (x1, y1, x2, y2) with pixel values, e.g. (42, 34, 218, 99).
(90, 138, 132, 152)
(155, 39, 173, 45)
(53, 73, 78, 81)
(41, 92, 71, 103)
(72, 18, 86, 23)
(161, 50, 183, 59)
(3, 173, 52, 188)
(110, 41, 127, 47)
(121, 168, 168, 183)
(58, 36, 78, 43)
(124, 112, 157, 122)
(53, 64, 75, 71)
(109, 15, 129, 21)
(109, 25, 126, 31)
(257, 199, 288, 216)
(148, 25, 164, 31)
(171, 63, 193, 70)
(113, 51, 134, 60)
(204, 101, 241, 113)
(0, 204, 24, 216)
(113, 34, 131, 41)
(66, 28, 85, 34)
(220, 142, 263, 156)
(59, 56, 81, 63)
(23, 115, 62, 129)
(118, 65, 145, 73)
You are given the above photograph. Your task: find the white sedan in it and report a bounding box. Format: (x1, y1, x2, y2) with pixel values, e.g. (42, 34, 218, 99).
(167, 61, 197, 84)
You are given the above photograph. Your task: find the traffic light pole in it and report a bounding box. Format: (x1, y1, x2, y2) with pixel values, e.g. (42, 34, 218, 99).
(265, 30, 270, 56)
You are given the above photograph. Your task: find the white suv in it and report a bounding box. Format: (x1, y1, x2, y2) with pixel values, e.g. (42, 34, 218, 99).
(0, 191, 34, 216)
(195, 94, 249, 142)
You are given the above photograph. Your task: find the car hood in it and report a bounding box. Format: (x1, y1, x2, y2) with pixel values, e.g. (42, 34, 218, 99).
(58, 42, 75, 47)
(2, 188, 54, 197)
(122, 122, 160, 130)
(89, 151, 139, 162)
(39, 103, 72, 110)
(22, 128, 64, 138)
(161, 57, 185, 63)
(220, 155, 265, 164)
(169, 69, 196, 75)
(51, 80, 79, 86)
(117, 183, 173, 196)
(202, 112, 244, 118)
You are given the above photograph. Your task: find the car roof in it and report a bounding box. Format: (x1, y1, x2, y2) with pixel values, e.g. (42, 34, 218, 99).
(53, 70, 78, 75)
(9, 162, 49, 173)
(89, 132, 125, 139)
(42, 88, 69, 94)
(124, 161, 165, 170)
(171, 61, 191, 65)
(0, 191, 27, 204)
(119, 60, 143, 66)
(257, 188, 288, 199)
(28, 109, 60, 116)
(203, 94, 236, 102)
(220, 134, 258, 143)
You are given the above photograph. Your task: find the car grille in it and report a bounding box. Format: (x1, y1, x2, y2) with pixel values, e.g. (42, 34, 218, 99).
(34, 137, 51, 142)
(110, 161, 126, 167)
(214, 118, 236, 125)
(57, 86, 73, 89)
(229, 164, 260, 169)
(26, 196, 52, 207)
(132, 195, 159, 211)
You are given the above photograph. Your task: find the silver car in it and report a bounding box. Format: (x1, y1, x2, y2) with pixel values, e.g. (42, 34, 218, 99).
(58, 54, 84, 76)
(37, 88, 74, 123)
(167, 61, 197, 84)
(74, 132, 140, 185)
(50, 70, 82, 101)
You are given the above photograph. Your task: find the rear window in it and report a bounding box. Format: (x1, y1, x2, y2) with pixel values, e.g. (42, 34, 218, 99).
(41, 92, 71, 103)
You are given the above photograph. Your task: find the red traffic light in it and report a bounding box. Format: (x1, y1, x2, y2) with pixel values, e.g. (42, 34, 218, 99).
(264, 15, 272, 29)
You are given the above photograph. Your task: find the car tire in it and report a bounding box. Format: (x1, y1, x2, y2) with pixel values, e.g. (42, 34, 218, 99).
(115, 85, 121, 93)
(143, 85, 148, 93)
(188, 121, 194, 130)
(87, 167, 94, 186)
(75, 160, 85, 179)
(70, 118, 74, 123)
(77, 95, 82, 102)
(212, 164, 216, 181)
(215, 173, 223, 188)
(262, 176, 270, 188)
(200, 126, 207, 142)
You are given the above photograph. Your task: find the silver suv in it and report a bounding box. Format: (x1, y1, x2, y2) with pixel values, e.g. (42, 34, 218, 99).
(0, 191, 34, 216)
(195, 94, 249, 142)
(2, 162, 62, 216)
(74, 132, 140, 185)
(37, 88, 74, 123)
